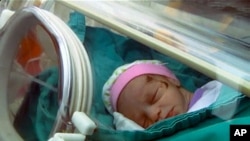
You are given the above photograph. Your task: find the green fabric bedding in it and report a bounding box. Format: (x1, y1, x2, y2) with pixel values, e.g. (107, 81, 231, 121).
(14, 12, 250, 141)
(70, 12, 250, 141)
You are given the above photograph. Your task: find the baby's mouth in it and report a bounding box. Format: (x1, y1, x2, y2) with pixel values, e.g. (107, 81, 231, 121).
(166, 108, 176, 118)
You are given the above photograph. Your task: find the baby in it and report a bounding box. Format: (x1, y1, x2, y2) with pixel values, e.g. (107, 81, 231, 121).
(102, 60, 221, 130)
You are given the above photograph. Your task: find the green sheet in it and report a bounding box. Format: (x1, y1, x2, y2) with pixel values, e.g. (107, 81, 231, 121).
(70, 12, 250, 141)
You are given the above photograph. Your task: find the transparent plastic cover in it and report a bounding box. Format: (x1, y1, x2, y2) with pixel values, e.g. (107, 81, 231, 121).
(59, 0, 250, 96)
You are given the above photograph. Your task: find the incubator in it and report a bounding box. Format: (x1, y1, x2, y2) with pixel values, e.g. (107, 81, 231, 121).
(0, 0, 250, 141)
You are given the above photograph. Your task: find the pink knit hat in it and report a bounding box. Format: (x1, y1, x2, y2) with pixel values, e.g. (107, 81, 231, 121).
(102, 60, 179, 114)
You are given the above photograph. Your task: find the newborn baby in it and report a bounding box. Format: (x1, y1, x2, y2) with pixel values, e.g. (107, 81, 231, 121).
(102, 60, 220, 130)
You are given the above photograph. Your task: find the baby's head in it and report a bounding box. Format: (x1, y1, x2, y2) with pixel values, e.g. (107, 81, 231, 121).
(103, 60, 192, 128)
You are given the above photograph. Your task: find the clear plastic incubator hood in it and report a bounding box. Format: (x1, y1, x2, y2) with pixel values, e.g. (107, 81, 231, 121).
(0, 3, 93, 141)
(0, 0, 250, 141)
(58, 0, 250, 96)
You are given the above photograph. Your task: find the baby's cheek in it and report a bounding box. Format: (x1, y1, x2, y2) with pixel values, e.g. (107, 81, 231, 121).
(176, 105, 188, 114)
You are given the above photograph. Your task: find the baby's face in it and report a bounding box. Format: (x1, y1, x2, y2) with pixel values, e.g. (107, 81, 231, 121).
(117, 74, 191, 128)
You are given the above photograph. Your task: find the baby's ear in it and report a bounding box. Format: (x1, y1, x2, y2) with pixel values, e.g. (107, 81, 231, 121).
(167, 78, 181, 87)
